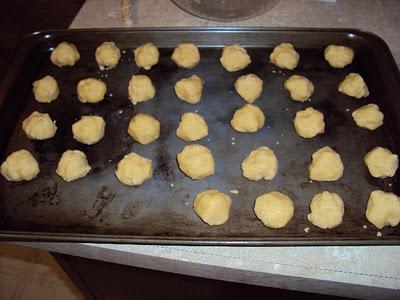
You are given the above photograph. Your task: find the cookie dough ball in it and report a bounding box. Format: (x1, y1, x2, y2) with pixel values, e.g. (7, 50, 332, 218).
(115, 152, 153, 186)
(241, 146, 278, 181)
(352, 104, 384, 130)
(231, 104, 265, 133)
(0, 150, 39, 182)
(171, 43, 200, 69)
(234, 74, 263, 103)
(220, 44, 251, 72)
(72, 115, 106, 145)
(324, 45, 354, 68)
(284, 75, 314, 102)
(308, 191, 344, 229)
(174, 75, 204, 104)
(364, 147, 398, 178)
(22, 111, 57, 140)
(32, 75, 59, 103)
(95, 41, 121, 70)
(176, 112, 208, 142)
(77, 78, 107, 103)
(128, 75, 156, 105)
(270, 43, 300, 70)
(128, 113, 160, 145)
(309, 146, 344, 181)
(294, 107, 325, 138)
(56, 150, 91, 182)
(134, 42, 159, 70)
(50, 42, 80, 67)
(366, 190, 400, 229)
(254, 191, 294, 229)
(338, 73, 369, 99)
(177, 144, 215, 180)
(194, 190, 232, 226)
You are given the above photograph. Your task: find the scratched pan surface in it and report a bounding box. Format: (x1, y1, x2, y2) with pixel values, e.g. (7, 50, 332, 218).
(0, 29, 399, 245)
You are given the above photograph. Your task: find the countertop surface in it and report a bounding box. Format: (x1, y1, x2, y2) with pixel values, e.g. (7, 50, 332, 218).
(21, 0, 400, 298)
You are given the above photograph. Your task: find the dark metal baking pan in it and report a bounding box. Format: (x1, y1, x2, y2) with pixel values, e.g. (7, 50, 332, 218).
(0, 28, 399, 245)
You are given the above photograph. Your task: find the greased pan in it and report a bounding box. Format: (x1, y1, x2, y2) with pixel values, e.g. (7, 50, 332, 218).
(0, 28, 399, 245)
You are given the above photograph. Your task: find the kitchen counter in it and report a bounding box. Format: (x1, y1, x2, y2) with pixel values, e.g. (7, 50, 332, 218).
(20, 0, 400, 298)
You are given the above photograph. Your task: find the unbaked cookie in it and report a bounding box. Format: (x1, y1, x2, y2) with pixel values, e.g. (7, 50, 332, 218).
(338, 73, 369, 99)
(171, 43, 200, 69)
(50, 42, 80, 67)
(0, 150, 40, 182)
(231, 104, 265, 133)
(324, 45, 354, 68)
(270, 43, 299, 70)
(366, 190, 400, 229)
(234, 74, 263, 103)
(309, 146, 344, 181)
(177, 144, 215, 180)
(32, 75, 59, 103)
(115, 152, 153, 186)
(294, 107, 325, 138)
(352, 104, 384, 130)
(364, 146, 398, 178)
(22, 111, 57, 140)
(77, 78, 107, 103)
(128, 113, 160, 145)
(284, 75, 314, 102)
(176, 112, 208, 142)
(128, 75, 156, 105)
(174, 75, 204, 104)
(241, 146, 278, 181)
(134, 42, 159, 70)
(95, 41, 121, 70)
(56, 150, 91, 182)
(72, 115, 105, 145)
(194, 190, 232, 226)
(308, 191, 344, 229)
(220, 44, 251, 72)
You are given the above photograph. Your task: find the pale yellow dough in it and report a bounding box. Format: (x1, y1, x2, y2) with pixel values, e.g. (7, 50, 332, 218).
(56, 150, 91, 182)
(194, 190, 232, 226)
(220, 44, 251, 72)
(115, 152, 153, 186)
(231, 104, 265, 133)
(171, 43, 200, 69)
(294, 107, 325, 138)
(176, 112, 208, 142)
(308, 191, 344, 229)
(174, 75, 204, 104)
(22, 111, 57, 140)
(309, 146, 344, 181)
(284, 75, 314, 102)
(364, 147, 398, 178)
(324, 45, 354, 68)
(0, 150, 39, 182)
(128, 113, 160, 145)
(352, 104, 384, 130)
(72, 115, 105, 145)
(77, 78, 107, 103)
(32, 75, 59, 103)
(95, 42, 121, 70)
(177, 144, 215, 180)
(338, 73, 369, 98)
(270, 43, 299, 70)
(234, 74, 263, 103)
(50, 42, 80, 67)
(254, 191, 294, 229)
(241, 146, 278, 181)
(134, 42, 159, 70)
(366, 190, 400, 229)
(128, 75, 156, 105)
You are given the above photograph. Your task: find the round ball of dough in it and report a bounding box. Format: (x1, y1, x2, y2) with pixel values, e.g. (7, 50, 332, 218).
(194, 190, 232, 226)
(254, 191, 294, 229)
(294, 107, 325, 138)
(134, 42, 159, 70)
(270, 43, 299, 70)
(95, 41, 121, 70)
(284, 75, 314, 102)
(234, 74, 263, 103)
(176, 112, 208, 142)
(32, 75, 59, 103)
(338, 73, 369, 99)
(128, 113, 160, 145)
(77, 78, 107, 103)
(177, 144, 215, 180)
(115, 152, 153, 186)
(0, 150, 39, 182)
(128, 75, 156, 105)
(309, 146, 344, 181)
(241, 146, 278, 181)
(171, 43, 200, 69)
(56, 150, 91, 182)
(220, 44, 251, 72)
(324, 45, 354, 68)
(22, 111, 57, 140)
(352, 104, 384, 130)
(308, 191, 344, 229)
(364, 147, 398, 178)
(231, 104, 265, 133)
(50, 42, 80, 67)
(72, 115, 105, 145)
(366, 190, 400, 229)
(174, 75, 204, 104)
